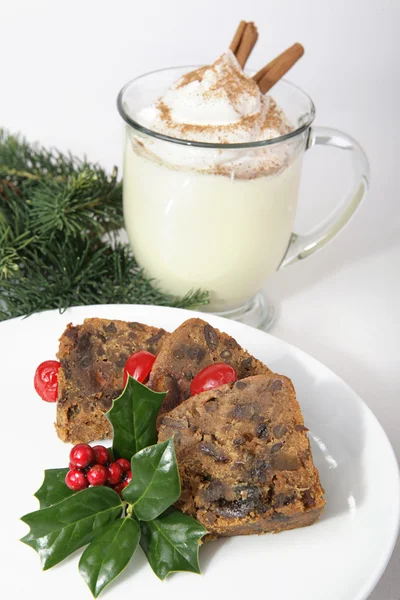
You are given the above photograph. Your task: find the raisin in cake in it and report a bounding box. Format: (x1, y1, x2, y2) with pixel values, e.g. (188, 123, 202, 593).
(158, 373, 325, 538)
(148, 318, 271, 415)
(56, 318, 169, 443)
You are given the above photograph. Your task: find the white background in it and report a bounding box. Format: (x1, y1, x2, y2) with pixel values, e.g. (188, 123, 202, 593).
(1, 1, 399, 597)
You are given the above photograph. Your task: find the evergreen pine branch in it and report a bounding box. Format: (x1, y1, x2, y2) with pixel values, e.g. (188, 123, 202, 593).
(0, 228, 34, 280)
(29, 171, 123, 239)
(0, 129, 102, 183)
(0, 129, 208, 320)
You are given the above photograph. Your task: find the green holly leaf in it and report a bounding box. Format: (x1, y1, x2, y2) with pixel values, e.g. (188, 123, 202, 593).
(34, 468, 75, 508)
(106, 376, 166, 460)
(140, 508, 207, 580)
(79, 517, 140, 598)
(21, 487, 122, 570)
(122, 438, 180, 521)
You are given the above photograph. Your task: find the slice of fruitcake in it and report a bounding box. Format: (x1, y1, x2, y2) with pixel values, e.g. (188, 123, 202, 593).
(158, 373, 325, 538)
(148, 318, 271, 415)
(56, 318, 169, 443)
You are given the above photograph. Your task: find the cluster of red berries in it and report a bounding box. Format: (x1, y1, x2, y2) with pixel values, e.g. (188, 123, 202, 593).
(65, 443, 132, 495)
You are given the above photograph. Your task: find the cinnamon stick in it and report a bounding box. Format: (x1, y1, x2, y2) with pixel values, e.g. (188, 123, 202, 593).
(229, 21, 247, 54)
(253, 54, 282, 84)
(254, 43, 304, 94)
(230, 21, 258, 68)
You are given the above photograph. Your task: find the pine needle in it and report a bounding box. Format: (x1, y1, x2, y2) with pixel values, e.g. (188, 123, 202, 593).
(0, 129, 209, 321)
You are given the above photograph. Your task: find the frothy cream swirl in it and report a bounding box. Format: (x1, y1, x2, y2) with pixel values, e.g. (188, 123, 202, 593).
(130, 51, 296, 178)
(138, 51, 291, 143)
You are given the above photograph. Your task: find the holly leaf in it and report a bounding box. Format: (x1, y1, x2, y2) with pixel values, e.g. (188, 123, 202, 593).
(140, 508, 207, 580)
(21, 487, 122, 570)
(122, 438, 180, 521)
(79, 517, 140, 598)
(106, 376, 166, 460)
(34, 468, 75, 508)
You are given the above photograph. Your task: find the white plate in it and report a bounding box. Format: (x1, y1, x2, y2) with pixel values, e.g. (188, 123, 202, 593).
(1, 304, 399, 600)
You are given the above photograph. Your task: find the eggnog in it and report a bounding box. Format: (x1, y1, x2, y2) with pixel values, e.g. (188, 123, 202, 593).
(122, 51, 304, 312)
(124, 140, 302, 312)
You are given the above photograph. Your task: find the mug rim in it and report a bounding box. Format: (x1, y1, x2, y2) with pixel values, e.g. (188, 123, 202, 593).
(117, 65, 316, 149)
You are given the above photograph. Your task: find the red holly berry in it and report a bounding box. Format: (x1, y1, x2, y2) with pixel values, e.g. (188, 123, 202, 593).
(124, 470, 132, 486)
(87, 464, 108, 486)
(34, 360, 61, 402)
(69, 444, 96, 469)
(123, 351, 156, 387)
(65, 469, 88, 491)
(113, 481, 125, 496)
(92, 445, 111, 466)
(107, 462, 123, 485)
(115, 458, 131, 473)
(190, 363, 237, 396)
(113, 470, 132, 496)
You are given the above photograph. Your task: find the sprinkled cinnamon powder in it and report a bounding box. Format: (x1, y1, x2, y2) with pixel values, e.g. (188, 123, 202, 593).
(204, 54, 259, 105)
(262, 98, 292, 134)
(156, 101, 172, 122)
(176, 65, 208, 88)
(151, 103, 289, 140)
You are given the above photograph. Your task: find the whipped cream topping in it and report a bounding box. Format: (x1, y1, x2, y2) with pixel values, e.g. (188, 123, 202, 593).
(128, 51, 298, 177)
(137, 50, 291, 144)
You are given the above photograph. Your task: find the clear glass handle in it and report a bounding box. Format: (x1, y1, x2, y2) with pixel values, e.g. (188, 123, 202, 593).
(279, 126, 370, 268)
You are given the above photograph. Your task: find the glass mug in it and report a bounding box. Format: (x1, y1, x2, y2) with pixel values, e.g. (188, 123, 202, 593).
(117, 67, 369, 329)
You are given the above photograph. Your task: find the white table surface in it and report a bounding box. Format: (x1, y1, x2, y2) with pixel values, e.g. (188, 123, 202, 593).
(1, 0, 399, 597)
